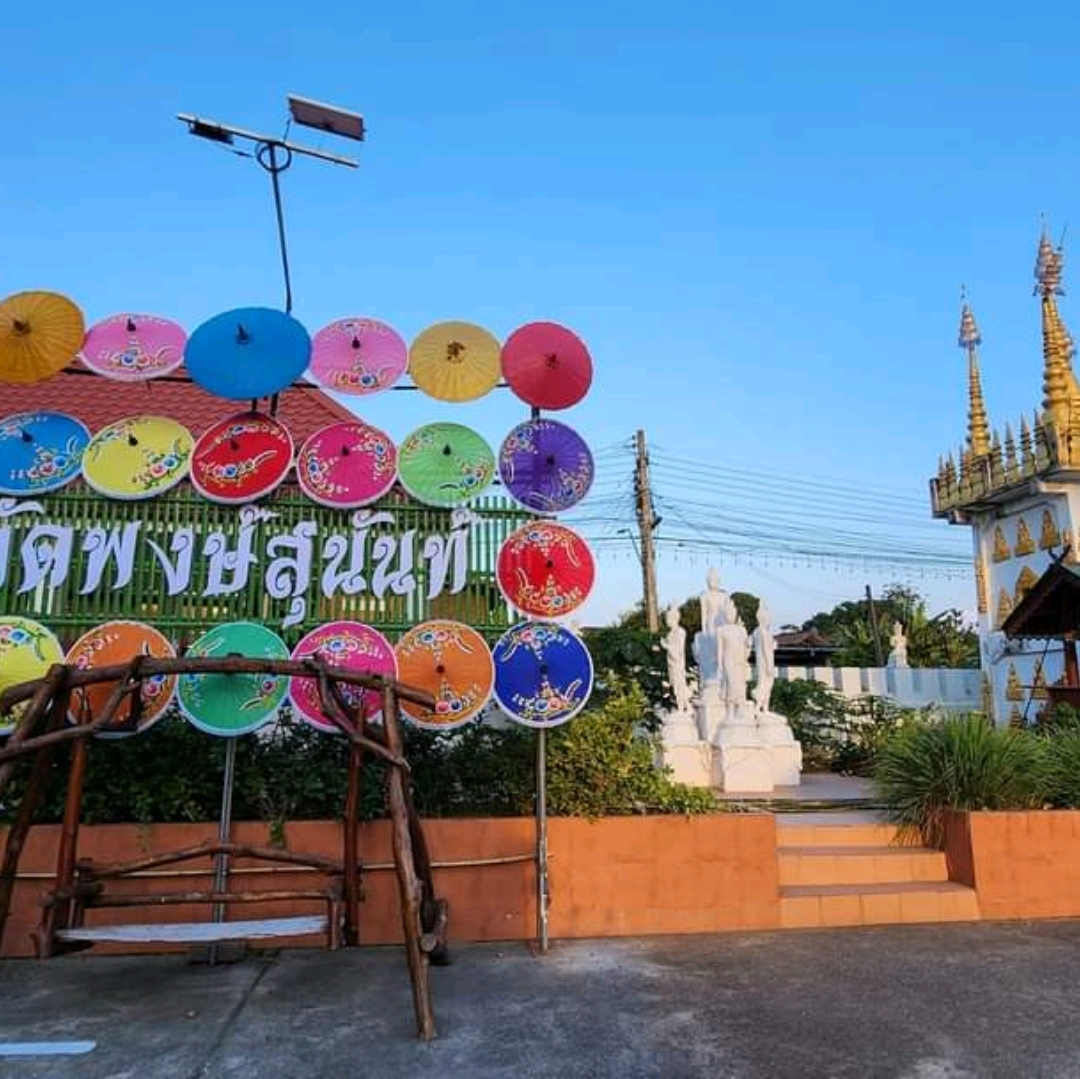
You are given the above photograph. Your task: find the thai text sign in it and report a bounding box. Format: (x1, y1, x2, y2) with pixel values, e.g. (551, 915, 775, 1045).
(0, 487, 527, 641)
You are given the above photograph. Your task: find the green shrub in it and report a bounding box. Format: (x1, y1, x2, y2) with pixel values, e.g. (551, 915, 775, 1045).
(873, 714, 1047, 845)
(1039, 729, 1080, 808)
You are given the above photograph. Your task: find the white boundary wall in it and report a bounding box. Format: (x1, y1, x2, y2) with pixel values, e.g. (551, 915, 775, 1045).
(774, 666, 980, 712)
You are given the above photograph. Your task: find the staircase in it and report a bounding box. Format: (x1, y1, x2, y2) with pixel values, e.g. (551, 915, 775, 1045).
(777, 812, 980, 928)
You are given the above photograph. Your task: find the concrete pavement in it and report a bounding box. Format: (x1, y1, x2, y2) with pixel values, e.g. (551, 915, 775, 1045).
(2, 922, 1079, 1078)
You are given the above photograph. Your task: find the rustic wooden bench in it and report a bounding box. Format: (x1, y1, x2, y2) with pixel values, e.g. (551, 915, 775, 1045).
(39, 841, 346, 955)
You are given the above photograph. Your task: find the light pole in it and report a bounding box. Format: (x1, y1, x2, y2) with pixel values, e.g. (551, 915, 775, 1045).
(177, 95, 365, 315)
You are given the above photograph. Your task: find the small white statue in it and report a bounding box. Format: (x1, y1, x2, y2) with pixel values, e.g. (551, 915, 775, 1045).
(661, 605, 692, 714)
(752, 600, 777, 712)
(715, 595, 751, 719)
(887, 621, 909, 668)
(694, 567, 727, 689)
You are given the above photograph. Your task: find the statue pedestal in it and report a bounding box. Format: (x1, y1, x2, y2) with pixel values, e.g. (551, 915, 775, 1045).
(711, 711, 774, 793)
(756, 711, 803, 787)
(658, 711, 712, 787)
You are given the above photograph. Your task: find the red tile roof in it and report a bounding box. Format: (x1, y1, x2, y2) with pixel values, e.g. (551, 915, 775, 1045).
(0, 369, 357, 443)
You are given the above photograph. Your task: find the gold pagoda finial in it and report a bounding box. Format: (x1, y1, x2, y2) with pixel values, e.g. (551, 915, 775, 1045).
(959, 288, 991, 457)
(1035, 228, 1064, 297)
(1037, 229, 1073, 422)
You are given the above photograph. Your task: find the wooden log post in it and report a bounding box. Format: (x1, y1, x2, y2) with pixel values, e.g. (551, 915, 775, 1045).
(344, 740, 363, 946)
(381, 683, 436, 1041)
(0, 675, 69, 952)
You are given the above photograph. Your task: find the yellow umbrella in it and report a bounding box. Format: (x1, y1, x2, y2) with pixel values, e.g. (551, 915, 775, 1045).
(408, 321, 501, 402)
(0, 617, 65, 735)
(0, 291, 86, 384)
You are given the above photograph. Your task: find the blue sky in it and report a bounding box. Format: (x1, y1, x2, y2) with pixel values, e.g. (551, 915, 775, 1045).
(4, 0, 1080, 628)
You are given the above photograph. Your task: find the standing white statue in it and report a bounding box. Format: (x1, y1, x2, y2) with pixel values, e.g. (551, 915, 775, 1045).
(752, 601, 777, 713)
(715, 595, 751, 720)
(692, 567, 727, 693)
(887, 621, 909, 668)
(661, 604, 692, 714)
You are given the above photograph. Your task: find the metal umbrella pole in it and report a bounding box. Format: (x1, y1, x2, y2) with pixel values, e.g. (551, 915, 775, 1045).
(208, 736, 238, 965)
(536, 725, 549, 951)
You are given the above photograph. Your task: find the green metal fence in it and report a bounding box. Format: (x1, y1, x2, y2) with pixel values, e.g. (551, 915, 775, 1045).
(0, 482, 530, 648)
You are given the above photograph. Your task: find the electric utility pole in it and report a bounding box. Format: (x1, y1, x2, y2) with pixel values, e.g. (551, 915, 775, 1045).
(634, 429, 661, 633)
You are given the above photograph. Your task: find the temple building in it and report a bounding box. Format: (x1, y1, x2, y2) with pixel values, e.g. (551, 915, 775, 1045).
(930, 231, 1080, 724)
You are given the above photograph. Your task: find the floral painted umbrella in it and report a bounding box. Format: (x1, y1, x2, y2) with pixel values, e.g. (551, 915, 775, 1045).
(0, 617, 65, 735)
(408, 321, 501, 402)
(496, 521, 595, 619)
(492, 621, 593, 729)
(190, 411, 294, 504)
(394, 620, 494, 731)
(82, 415, 193, 500)
(0, 411, 89, 496)
(176, 622, 289, 737)
(0, 290, 85, 384)
(397, 421, 495, 508)
(184, 307, 311, 400)
(500, 321, 593, 411)
(296, 420, 397, 508)
(79, 313, 186, 381)
(289, 621, 398, 733)
(309, 317, 408, 396)
(498, 418, 594, 514)
(65, 621, 176, 737)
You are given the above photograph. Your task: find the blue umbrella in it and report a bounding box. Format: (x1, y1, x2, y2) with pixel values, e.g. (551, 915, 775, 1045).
(0, 411, 89, 496)
(492, 621, 594, 729)
(184, 308, 311, 400)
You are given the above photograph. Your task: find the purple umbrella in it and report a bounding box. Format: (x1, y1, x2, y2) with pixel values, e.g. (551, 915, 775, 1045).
(498, 418, 594, 515)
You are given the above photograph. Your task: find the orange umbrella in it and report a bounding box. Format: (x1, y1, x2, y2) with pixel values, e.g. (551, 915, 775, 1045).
(395, 620, 494, 730)
(66, 621, 177, 737)
(408, 321, 501, 402)
(0, 291, 86, 384)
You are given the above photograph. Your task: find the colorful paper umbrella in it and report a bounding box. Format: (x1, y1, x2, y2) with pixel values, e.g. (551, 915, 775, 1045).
(309, 317, 407, 396)
(0, 291, 85, 385)
(0, 618, 65, 735)
(498, 418, 594, 514)
(79, 313, 186, 382)
(397, 422, 495, 508)
(496, 521, 596, 619)
(65, 621, 176, 737)
(184, 307, 311, 400)
(408, 321, 501, 402)
(0, 411, 89, 496)
(191, 411, 294, 504)
(82, 415, 193, 500)
(296, 420, 397, 508)
(176, 622, 289, 737)
(501, 321, 593, 410)
(492, 621, 593, 729)
(394, 621, 494, 730)
(289, 622, 398, 733)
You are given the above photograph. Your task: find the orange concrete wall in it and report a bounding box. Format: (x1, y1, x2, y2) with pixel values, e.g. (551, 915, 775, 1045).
(945, 810, 1080, 919)
(0, 813, 780, 957)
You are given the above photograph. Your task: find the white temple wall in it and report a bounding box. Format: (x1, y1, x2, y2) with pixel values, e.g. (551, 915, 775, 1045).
(774, 665, 981, 712)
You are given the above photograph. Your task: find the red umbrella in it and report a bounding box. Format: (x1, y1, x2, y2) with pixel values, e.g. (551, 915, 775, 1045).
(500, 321, 593, 410)
(496, 521, 595, 619)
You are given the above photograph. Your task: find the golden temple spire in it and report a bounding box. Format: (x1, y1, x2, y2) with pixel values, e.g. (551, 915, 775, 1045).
(1036, 230, 1073, 423)
(959, 289, 991, 457)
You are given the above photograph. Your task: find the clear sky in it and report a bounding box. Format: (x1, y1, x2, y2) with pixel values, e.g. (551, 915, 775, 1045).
(4, 0, 1080, 629)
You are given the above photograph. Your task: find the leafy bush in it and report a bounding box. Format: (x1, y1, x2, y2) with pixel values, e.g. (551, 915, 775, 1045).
(873, 714, 1047, 845)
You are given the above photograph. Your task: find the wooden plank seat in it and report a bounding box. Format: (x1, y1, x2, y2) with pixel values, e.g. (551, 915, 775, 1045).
(39, 841, 347, 954)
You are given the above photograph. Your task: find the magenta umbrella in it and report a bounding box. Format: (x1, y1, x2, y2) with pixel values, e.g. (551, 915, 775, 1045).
(79, 313, 186, 381)
(309, 317, 408, 396)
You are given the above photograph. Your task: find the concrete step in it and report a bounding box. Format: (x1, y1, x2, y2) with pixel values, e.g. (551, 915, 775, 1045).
(776, 813, 915, 849)
(777, 846, 949, 887)
(779, 882, 980, 929)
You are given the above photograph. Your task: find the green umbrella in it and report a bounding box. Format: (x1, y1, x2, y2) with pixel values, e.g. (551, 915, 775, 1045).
(397, 421, 495, 508)
(176, 622, 288, 737)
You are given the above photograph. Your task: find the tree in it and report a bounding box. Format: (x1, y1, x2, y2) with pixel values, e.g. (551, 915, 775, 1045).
(802, 584, 978, 668)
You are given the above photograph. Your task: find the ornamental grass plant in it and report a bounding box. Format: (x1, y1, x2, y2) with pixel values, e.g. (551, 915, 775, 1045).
(873, 714, 1047, 846)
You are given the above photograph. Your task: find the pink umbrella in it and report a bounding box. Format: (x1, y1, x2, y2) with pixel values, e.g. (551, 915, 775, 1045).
(296, 420, 397, 508)
(288, 621, 398, 732)
(309, 317, 408, 397)
(501, 321, 593, 410)
(79, 313, 186, 382)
